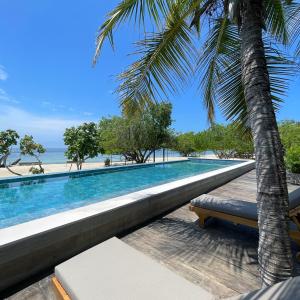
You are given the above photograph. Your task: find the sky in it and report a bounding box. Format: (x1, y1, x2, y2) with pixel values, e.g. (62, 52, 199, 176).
(0, 0, 299, 147)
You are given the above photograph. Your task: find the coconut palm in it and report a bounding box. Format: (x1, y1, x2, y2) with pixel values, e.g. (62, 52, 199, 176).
(94, 0, 300, 286)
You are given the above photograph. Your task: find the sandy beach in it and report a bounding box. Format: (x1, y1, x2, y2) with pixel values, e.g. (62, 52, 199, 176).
(0, 154, 220, 179)
(0, 156, 190, 178)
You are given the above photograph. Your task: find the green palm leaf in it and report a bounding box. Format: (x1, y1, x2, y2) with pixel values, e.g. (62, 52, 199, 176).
(265, 0, 290, 44)
(93, 0, 172, 63)
(197, 16, 239, 122)
(117, 1, 197, 112)
(197, 15, 297, 128)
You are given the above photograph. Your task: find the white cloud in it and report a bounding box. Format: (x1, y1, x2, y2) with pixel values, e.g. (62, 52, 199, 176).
(83, 111, 93, 116)
(0, 88, 20, 104)
(41, 100, 51, 106)
(0, 65, 8, 81)
(0, 104, 88, 147)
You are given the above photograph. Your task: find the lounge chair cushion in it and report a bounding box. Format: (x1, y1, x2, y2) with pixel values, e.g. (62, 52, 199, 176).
(55, 237, 214, 300)
(289, 187, 300, 210)
(227, 276, 300, 300)
(191, 194, 258, 221)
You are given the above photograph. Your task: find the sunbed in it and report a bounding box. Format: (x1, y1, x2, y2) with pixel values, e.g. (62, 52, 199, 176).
(52, 237, 300, 299)
(52, 237, 214, 300)
(229, 276, 300, 299)
(189, 188, 300, 250)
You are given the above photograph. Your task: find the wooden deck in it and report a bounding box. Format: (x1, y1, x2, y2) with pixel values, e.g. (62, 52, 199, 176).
(5, 170, 300, 299)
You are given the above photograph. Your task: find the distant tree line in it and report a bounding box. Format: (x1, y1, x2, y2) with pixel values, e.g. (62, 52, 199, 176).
(172, 124, 254, 159)
(63, 102, 258, 171)
(2, 105, 298, 175)
(63, 102, 300, 172)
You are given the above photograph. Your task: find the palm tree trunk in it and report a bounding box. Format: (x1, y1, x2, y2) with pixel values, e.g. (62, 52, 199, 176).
(240, 0, 293, 286)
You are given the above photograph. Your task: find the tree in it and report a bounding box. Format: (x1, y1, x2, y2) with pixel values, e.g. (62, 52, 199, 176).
(94, 0, 300, 285)
(64, 122, 103, 170)
(99, 102, 173, 163)
(20, 135, 46, 174)
(98, 116, 125, 156)
(201, 124, 254, 159)
(173, 132, 197, 157)
(0, 129, 20, 175)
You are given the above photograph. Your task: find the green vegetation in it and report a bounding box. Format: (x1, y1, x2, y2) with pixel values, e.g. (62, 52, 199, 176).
(64, 122, 103, 170)
(279, 121, 300, 174)
(104, 158, 111, 167)
(0, 129, 19, 169)
(99, 102, 173, 163)
(173, 132, 197, 157)
(202, 124, 254, 159)
(20, 135, 46, 174)
(285, 146, 300, 174)
(0, 130, 46, 175)
(0, 129, 21, 175)
(172, 124, 254, 159)
(279, 121, 300, 150)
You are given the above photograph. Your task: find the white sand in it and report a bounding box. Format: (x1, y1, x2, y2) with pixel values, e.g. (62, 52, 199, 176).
(0, 154, 219, 179)
(0, 156, 189, 178)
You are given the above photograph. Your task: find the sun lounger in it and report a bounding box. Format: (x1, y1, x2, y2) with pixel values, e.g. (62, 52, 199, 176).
(52, 237, 214, 300)
(189, 188, 300, 249)
(52, 237, 300, 299)
(228, 276, 300, 299)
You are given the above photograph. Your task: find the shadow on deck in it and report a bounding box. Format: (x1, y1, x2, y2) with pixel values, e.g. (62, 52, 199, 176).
(6, 170, 300, 299)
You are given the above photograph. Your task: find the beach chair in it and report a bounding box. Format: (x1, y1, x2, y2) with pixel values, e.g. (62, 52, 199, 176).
(228, 276, 300, 299)
(52, 237, 214, 300)
(52, 237, 300, 300)
(189, 188, 300, 250)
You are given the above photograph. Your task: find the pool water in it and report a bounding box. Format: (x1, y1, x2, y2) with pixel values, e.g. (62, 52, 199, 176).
(0, 159, 241, 228)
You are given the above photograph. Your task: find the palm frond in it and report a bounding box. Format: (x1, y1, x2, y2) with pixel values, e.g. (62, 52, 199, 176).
(218, 43, 297, 128)
(93, 0, 171, 64)
(117, 1, 197, 111)
(264, 0, 289, 44)
(197, 16, 240, 122)
(285, 2, 300, 56)
(198, 15, 297, 128)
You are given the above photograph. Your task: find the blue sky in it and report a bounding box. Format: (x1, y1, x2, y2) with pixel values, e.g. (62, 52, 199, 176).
(0, 0, 299, 147)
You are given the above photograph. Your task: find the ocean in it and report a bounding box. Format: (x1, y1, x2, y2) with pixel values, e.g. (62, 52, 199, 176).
(7, 148, 183, 165)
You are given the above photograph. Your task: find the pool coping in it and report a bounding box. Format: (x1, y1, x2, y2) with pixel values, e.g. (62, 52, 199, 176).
(0, 159, 251, 246)
(0, 159, 255, 293)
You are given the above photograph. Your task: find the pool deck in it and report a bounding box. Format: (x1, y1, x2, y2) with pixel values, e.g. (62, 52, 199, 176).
(4, 170, 300, 299)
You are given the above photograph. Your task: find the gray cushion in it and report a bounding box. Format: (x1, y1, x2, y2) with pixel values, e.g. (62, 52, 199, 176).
(191, 194, 258, 220)
(226, 276, 300, 300)
(192, 187, 300, 221)
(289, 187, 300, 210)
(55, 237, 214, 300)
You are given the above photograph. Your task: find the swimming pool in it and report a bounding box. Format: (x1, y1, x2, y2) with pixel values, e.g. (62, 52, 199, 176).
(0, 159, 241, 228)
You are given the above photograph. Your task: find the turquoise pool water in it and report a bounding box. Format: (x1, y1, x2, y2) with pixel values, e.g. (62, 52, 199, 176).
(0, 159, 241, 228)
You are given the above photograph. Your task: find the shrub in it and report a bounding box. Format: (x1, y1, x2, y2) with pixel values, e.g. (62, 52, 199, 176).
(286, 146, 300, 174)
(29, 166, 45, 174)
(104, 158, 111, 167)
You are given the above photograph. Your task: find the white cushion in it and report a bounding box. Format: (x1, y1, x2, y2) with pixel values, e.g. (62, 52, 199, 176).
(55, 237, 214, 300)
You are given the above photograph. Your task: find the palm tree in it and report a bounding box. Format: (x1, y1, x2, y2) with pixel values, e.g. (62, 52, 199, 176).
(94, 0, 300, 286)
